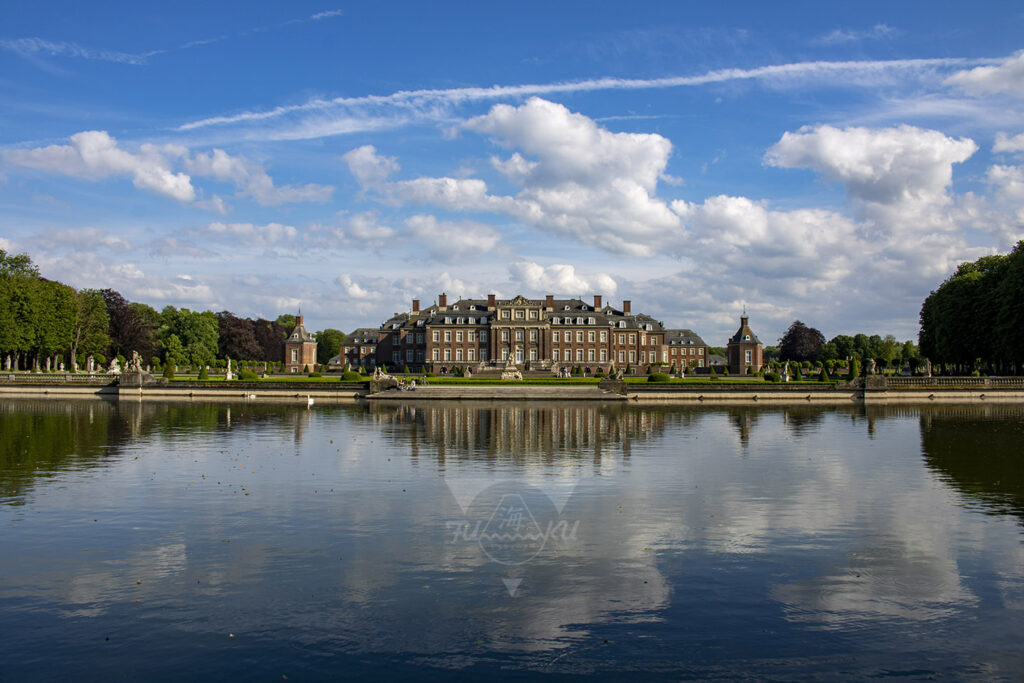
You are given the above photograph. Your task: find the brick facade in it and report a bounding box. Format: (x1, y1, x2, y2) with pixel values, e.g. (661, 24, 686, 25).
(283, 315, 318, 373)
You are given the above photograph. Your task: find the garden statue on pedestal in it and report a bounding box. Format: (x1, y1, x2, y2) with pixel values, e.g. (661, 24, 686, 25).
(225, 358, 233, 380)
(108, 357, 121, 374)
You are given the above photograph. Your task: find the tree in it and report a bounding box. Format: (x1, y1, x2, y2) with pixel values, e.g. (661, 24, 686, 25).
(101, 289, 158, 361)
(0, 250, 39, 277)
(830, 335, 855, 360)
(779, 320, 825, 362)
(161, 306, 219, 366)
(217, 311, 261, 361)
(254, 318, 289, 361)
(315, 328, 346, 365)
(69, 289, 110, 370)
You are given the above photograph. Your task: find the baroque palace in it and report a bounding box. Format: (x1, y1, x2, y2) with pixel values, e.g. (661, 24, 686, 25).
(335, 293, 712, 375)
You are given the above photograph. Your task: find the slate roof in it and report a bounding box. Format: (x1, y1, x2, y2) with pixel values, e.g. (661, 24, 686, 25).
(286, 319, 316, 343)
(728, 317, 762, 345)
(346, 328, 380, 345)
(665, 329, 707, 346)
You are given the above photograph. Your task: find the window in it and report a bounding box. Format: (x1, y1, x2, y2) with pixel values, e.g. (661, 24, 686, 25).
(698, 359, 704, 367)
(553, 349, 560, 361)
(480, 331, 487, 342)
(468, 317, 475, 325)
(618, 351, 625, 363)
(530, 310, 538, 319)
(516, 348, 524, 363)
(417, 350, 424, 362)
(588, 349, 595, 362)
(291, 349, 298, 362)
(291, 367, 297, 373)
(515, 331, 524, 341)
(502, 310, 510, 319)
(480, 349, 488, 361)
(588, 331, 595, 342)
(745, 350, 752, 363)
(530, 349, 537, 361)
(502, 348, 509, 360)
(417, 333, 424, 344)
(576, 349, 584, 361)
(600, 349, 607, 361)
(744, 334, 751, 341)
(444, 331, 451, 342)
(576, 317, 583, 325)
(516, 310, 524, 319)
(699, 348, 703, 355)
(619, 321, 626, 328)
(432, 331, 439, 342)
(662, 351, 667, 362)
(468, 331, 475, 342)
(600, 331, 607, 342)
(552, 317, 560, 325)
(629, 334, 636, 344)
(445, 317, 452, 324)
(564, 305, 570, 310)
(468, 349, 475, 361)
(456, 349, 463, 361)
(530, 330, 537, 341)
(433, 349, 439, 360)
(406, 350, 414, 362)
(640, 351, 646, 363)
(393, 351, 400, 363)
(588, 317, 595, 325)
(457, 317, 464, 324)
(502, 330, 509, 341)
(456, 331, 463, 342)
(469, 305, 477, 311)
(444, 349, 451, 361)
(618, 334, 625, 344)
(362, 347, 369, 355)
(576, 331, 583, 342)
(629, 351, 636, 362)
(553, 331, 560, 342)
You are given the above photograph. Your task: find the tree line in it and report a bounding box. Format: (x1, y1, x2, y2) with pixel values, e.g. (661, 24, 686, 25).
(919, 240, 1024, 375)
(772, 320, 921, 371)
(0, 251, 346, 371)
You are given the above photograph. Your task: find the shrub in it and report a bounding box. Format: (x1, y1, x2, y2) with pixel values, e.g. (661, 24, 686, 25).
(709, 366, 717, 377)
(342, 370, 364, 381)
(722, 366, 730, 376)
(163, 365, 175, 380)
(425, 372, 437, 377)
(308, 372, 322, 378)
(648, 372, 671, 382)
(793, 365, 803, 381)
(595, 372, 606, 378)
(849, 359, 861, 379)
(819, 367, 830, 382)
(94, 353, 107, 366)
(403, 365, 411, 374)
(764, 371, 782, 383)
(198, 366, 209, 380)
(238, 369, 258, 381)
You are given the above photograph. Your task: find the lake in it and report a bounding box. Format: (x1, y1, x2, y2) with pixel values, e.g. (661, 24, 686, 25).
(2, 399, 1023, 680)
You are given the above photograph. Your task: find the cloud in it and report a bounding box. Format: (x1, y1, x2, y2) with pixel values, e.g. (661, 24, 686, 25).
(0, 37, 157, 65)
(37, 226, 133, 252)
(987, 165, 1024, 201)
(336, 274, 371, 299)
(186, 149, 333, 205)
(346, 98, 682, 257)
(202, 221, 298, 246)
(305, 211, 396, 249)
(3, 132, 331, 207)
(177, 56, 992, 140)
(508, 262, 617, 296)
(812, 24, 898, 46)
(945, 50, 1024, 95)
(994, 132, 1024, 154)
(310, 9, 343, 20)
(764, 124, 977, 228)
(406, 215, 501, 260)
(2, 130, 195, 202)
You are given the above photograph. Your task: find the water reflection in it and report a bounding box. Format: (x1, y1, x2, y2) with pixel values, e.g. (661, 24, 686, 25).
(1, 400, 1023, 679)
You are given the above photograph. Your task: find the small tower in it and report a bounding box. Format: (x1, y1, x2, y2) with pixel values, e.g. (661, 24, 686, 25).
(283, 312, 318, 374)
(727, 311, 763, 376)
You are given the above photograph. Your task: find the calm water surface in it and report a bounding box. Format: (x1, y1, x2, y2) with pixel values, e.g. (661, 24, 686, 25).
(1, 399, 1023, 680)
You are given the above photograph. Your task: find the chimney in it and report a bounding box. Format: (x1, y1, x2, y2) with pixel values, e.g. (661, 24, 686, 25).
(296, 315, 304, 326)
(487, 294, 496, 309)
(740, 314, 749, 328)
(593, 294, 602, 310)
(412, 299, 420, 313)
(438, 293, 447, 309)
(623, 300, 631, 315)
(545, 294, 554, 309)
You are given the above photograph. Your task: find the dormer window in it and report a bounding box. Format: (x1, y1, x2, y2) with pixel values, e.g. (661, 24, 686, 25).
(292, 333, 298, 339)
(588, 317, 595, 325)
(469, 305, 476, 311)
(445, 317, 452, 324)
(744, 334, 751, 341)
(576, 317, 583, 325)
(564, 305, 570, 310)
(552, 317, 560, 324)
(619, 321, 626, 328)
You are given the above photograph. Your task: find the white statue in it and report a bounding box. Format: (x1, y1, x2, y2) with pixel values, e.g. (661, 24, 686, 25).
(225, 357, 233, 380)
(108, 357, 121, 374)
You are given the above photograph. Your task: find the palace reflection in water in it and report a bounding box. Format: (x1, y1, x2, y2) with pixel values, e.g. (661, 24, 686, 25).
(1, 399, 1023, 679)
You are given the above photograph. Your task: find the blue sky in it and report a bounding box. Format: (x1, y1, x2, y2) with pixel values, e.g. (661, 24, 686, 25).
(2, 1, 1023, 345)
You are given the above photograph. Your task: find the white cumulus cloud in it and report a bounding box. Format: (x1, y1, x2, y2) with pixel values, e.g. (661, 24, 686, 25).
(186, 149, 333, 205)
(993, 132, 1024, 154)
(508, 262, 617, 296)
(2, 130, 195, 202)
(944, 50, 1024, 95)
(406, 214, 501, 260)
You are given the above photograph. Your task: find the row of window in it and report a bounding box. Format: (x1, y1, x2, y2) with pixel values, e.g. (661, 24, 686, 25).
(430, 348, 489, 362)
(669, 347, 705, 355)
